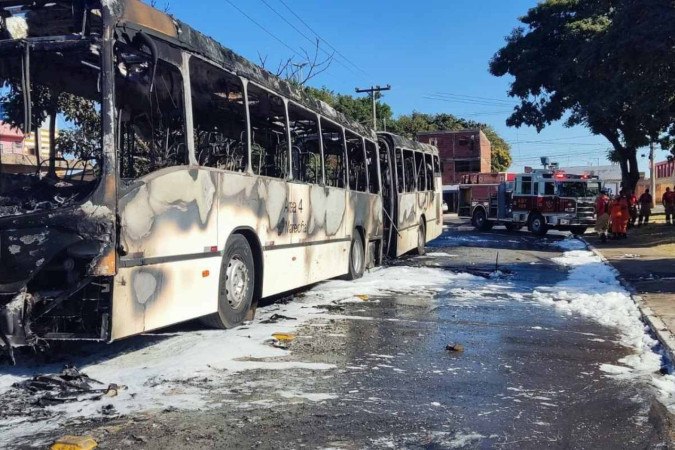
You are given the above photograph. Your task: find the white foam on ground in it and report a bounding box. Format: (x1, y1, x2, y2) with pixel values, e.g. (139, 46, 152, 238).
(0, 265, 483, 445)
(533, 250, 675, 411)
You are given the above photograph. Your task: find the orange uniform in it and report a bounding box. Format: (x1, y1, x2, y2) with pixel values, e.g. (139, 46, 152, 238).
(610, 196, 629, 234)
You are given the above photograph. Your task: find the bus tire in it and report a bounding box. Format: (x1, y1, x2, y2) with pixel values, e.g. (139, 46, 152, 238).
(529, 213, 548, 236)
(415, 219, 426, 255)
(570, 226, 587, 236)
(344, 231, 365, 280)
(201, 234, 255, 329)
(472, 208, 493, 231)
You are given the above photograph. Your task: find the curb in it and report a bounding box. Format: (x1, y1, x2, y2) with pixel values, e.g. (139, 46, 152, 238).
(581, 237, 675, 365)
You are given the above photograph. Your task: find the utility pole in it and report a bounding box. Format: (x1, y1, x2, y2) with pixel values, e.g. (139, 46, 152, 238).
(355, 85, 391, 131)
(650, 140, 656, 208)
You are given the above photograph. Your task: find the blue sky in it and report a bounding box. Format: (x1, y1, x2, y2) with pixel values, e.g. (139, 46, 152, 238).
(167, 0, 656, 173)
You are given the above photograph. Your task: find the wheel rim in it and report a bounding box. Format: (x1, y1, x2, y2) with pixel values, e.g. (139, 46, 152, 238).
(532, 218, 542, 232)
(225, 255, 249, 310)
(476, 213, 484, 226)
(352, 239, 364, 273)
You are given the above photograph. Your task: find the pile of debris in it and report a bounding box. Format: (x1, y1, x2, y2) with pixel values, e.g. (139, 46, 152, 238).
(0, 365, 125, 421)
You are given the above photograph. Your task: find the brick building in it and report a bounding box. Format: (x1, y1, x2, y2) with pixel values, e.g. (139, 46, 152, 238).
(654, 159, 675, 200)
(416, 129, 491, 185)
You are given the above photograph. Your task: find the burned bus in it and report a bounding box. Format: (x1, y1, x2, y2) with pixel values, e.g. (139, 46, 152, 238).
(0, 0, 441, 361)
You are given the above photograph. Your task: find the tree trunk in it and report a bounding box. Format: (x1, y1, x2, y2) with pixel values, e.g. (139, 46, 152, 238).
(624, 150, 640, 194)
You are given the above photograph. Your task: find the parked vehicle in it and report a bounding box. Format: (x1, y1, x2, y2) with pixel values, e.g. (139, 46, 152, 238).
(458, 169, 601, 236)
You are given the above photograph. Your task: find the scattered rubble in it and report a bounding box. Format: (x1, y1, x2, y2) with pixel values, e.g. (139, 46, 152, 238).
(50, 435, 98, 450)
(445, 344, 464, 353)
(260, 314, 296, 324)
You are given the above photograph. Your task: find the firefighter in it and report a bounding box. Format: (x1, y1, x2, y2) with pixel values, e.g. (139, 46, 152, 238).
(627, 190, 638, 228)
(610, 190, 629, 239)
(637, 188, 653, 226)
(664, 187, 675, 225)
(594, 189, 611, 242)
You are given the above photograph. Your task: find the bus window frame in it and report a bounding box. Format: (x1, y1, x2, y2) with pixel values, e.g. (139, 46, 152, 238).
(365, 138, 381, 194)
(320, 117, 347, 189)
(396, 147, 405, 193)
(245, 81, 292, 179)
(288, 100, 324, 185)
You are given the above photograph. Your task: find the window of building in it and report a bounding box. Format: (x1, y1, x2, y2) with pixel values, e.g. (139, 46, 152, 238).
(346, 131, 367, 192)
(533, 181, 539, 195)
(521, 176, 532, 195)
(248, 84, 288, 178)
(455, 160, 481, 173)
(425, 153, 434, 191)
(119, 59, 186, 180)
(403, 149, 416, 193)
(289, 103, 321, 184)
(396, 148, 405, 193)
(190, 58, 248, 172)
(321, 119, 345, 188)
(365, 139, 379, 194)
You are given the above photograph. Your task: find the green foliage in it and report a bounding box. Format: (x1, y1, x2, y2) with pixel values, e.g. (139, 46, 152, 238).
(490, 0, 675, 191)
(304, 86, 393, 128)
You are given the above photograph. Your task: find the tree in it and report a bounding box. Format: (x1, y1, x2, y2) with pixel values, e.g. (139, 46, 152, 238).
(304, 86, 393, 128)
(490, 0, 675, 192)
(259, 39, 333, 87)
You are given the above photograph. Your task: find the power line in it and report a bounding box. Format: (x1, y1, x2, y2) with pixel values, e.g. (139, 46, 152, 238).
(432, 92, 514, 105)
(276, 0, 370, 78)
(257, 0, 364, 80)
(223, 0, 302, 58)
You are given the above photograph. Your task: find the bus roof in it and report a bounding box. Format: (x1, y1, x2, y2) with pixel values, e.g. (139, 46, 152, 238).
(106, 0, 377, 140)
(377, 132, 438, 155)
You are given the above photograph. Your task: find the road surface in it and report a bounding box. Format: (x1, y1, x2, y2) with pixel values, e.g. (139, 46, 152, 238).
(2, 224, 673, 449)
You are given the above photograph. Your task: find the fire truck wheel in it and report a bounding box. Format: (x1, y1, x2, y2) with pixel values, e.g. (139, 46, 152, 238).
(472, 208, 493, 231)
(570, 227, 587, 236)
(528, 213, 548, 236)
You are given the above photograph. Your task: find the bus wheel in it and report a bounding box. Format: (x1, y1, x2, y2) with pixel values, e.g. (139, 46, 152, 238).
(345, 231, 365, 280)
(529, 213, 548, 236)
(570, 226, 587, 236)
(202, 234, 255, 329)
(472, 209, 493, 231)
(415, 219, 426, 255)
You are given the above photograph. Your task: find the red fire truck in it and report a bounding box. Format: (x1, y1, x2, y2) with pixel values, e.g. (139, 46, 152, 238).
(458, 169, 601, 236)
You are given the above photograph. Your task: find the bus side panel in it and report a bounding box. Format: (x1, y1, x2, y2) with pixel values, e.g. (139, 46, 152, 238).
(426, 176, 444, 242)
(287, 183, 349, 287)
(345, 191, 383, 263)
(113, 167, 222, 340)
(112, 257, 222, 339)
(396, 192, 418, 257)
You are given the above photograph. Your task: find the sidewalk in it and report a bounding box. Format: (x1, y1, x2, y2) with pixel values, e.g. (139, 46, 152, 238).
(585, 210, 675, 361)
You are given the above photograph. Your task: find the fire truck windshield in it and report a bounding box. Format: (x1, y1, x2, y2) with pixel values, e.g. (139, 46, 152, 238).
(558, 181, 600, 198)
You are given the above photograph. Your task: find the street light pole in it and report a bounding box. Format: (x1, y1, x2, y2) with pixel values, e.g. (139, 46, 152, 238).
(355, 85, 391, 131)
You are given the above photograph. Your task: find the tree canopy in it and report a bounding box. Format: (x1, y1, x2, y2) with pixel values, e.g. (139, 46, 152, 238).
(305, 87, 512, 172)
(490, 0, 675, 192)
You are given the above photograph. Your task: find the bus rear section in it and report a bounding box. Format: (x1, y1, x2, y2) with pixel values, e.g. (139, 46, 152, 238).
(377, 133, 443, 257)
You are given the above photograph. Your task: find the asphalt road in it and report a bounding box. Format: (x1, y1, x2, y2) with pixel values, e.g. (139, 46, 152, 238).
(6, 224, 674, 449)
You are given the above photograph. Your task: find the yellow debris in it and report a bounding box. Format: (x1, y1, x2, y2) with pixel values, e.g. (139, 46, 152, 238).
(51, 435, 97, 450)
(272, 332, 296, 342)
(355, 294, 369, 301)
